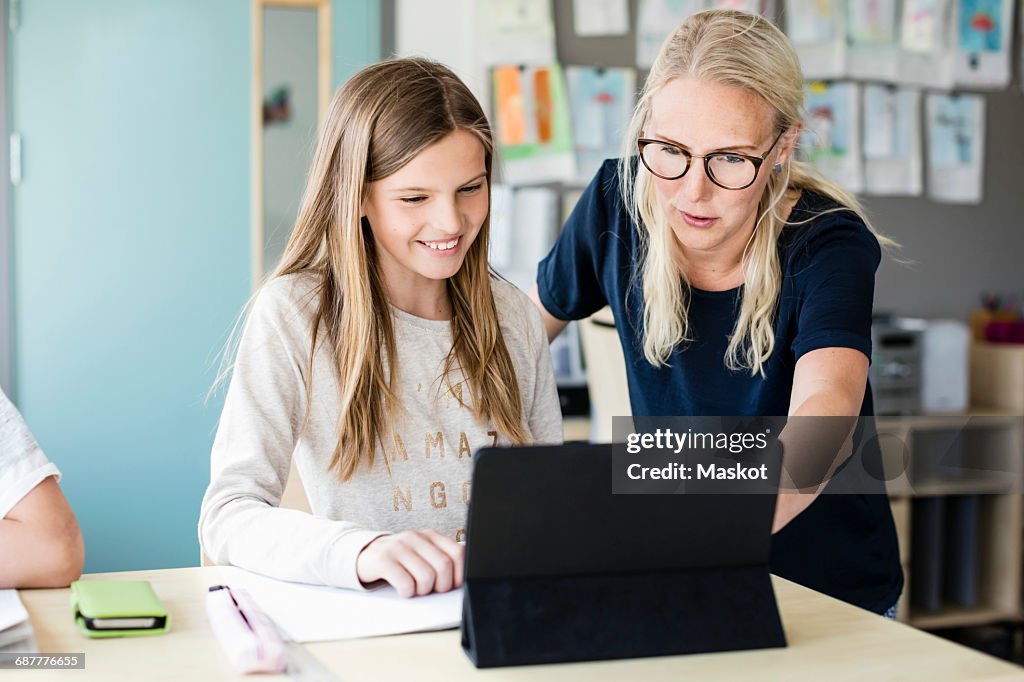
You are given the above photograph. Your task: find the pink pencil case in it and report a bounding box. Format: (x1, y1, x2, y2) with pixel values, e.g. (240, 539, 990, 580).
(206, 585, 287, 674)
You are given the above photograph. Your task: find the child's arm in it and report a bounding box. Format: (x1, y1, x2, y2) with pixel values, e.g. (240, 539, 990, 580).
(0, 476, 84, 588)
(355, 528, 463, 598)
(199, 279, 386, 589)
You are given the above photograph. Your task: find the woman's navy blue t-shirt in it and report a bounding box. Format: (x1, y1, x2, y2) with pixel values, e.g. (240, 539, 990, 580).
(537, 158, 903, 613)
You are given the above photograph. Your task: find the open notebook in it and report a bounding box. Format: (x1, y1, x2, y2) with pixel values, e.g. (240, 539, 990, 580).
(0, 590, 37, 652)
(216, 566, 462, 643)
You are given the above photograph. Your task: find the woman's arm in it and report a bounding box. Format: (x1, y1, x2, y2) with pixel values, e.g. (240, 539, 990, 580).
(773, 346, 868, 533)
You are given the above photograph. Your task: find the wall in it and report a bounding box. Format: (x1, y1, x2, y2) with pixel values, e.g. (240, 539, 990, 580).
(552, 1, 1024, 321)
(8, 0, 379, 572)
(0, 0, 10, 395)
(388, 0, 1024, 321)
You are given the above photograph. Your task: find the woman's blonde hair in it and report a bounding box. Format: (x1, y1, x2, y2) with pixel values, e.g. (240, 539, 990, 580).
(268, 57, 527, 481)
(620, 9, 896, 376)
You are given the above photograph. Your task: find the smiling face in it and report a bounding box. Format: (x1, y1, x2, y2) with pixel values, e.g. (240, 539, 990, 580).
(362, 129, 489, 298)
(644, 76, 793, 265)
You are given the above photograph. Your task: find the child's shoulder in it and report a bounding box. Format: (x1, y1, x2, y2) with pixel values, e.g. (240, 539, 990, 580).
(251, 272, 322, 332)
(259, 272, 320, 310)
(490, 277, 545, 345)
(490, 277, 534, 317)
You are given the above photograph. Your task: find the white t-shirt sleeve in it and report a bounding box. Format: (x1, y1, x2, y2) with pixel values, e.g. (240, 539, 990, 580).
(0, 390, 60, 519)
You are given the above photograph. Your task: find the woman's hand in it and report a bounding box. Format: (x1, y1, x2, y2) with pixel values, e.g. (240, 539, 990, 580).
(356, 529, 464, 598)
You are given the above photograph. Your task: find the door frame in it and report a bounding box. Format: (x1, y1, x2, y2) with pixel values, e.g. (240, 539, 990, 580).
(251, 0, 332, 288)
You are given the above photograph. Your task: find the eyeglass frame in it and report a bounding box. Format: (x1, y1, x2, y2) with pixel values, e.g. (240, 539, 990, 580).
(636, 128, 787, 190)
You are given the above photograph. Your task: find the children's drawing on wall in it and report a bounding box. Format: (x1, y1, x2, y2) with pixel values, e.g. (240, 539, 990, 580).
(786, 0, 845, 78)
(901, 0, 949, 53)
(959, 0, 1003, 52)
(709, 0, 775, 16)
(785, 0, 838, 44)
(636, 0, 707, 67)
(493, 64, 576, 184)
(929, 96, 978, 167)
(565, 66, 637, 183)
(801, 81, 862, 192)
(263, 86, 291, 125)
(926, 92, 985, 203)
(846, 0, 899, 79)
(898, 0, 957, 87)
(807, 104, 836, 155)
(863, 86, 899, 159)
(572, 0, 630, 36)
(803, 83, 850, 161)
(479, 0, 556, 65)
(847, 0, 897, 44)
(862, 85, 922, 196)
(954, 0, 1013, 87)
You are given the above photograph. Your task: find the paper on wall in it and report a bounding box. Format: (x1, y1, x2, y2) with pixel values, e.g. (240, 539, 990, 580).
(512, 187, 560, 270)
(846, 0, 900, 80)
(551, 322, 588, 385)
(801, 81, 863, 193)
(708, 0, 775, 15)
(489, 186, 558, 289)
(926, 92, 985, 204)
(898, 0, 956, 88)
(488, 184, 515, 269)
(786, 0, 846, 79)
(862, 85, 923, 196)
(636, 0, 707, 68)
(573, 0, 630, 36)
(493, 64, 577, 184)
(478, 0, 556, 66)
(565, 66, 637, 183)
(953, 0, 1014, 88)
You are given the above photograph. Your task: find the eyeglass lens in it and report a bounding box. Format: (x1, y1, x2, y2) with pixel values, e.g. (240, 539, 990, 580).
(640, 142, 758, 189)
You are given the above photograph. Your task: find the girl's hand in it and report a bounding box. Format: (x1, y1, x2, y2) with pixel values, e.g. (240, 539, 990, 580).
(356, 529, 464, 598)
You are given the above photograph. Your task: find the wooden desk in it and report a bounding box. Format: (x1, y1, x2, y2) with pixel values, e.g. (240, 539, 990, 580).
(17, 567, 1024, 681)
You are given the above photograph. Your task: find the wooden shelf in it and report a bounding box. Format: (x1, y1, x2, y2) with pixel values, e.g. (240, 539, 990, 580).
(563, 416, 590, 442)
(888, 476, 1017, 497)
(881, 413, 1023, 630)
(910, 606, 1021, 629)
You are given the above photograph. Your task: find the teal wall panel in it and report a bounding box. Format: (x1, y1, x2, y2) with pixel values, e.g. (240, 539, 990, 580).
(9, 0, 379, 572)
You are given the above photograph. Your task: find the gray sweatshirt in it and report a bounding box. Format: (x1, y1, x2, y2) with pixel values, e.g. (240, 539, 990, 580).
(199, 273, 562, 589)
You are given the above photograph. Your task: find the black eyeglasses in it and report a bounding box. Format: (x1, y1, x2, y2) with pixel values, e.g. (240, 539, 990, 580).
(636, 129, 785, 190)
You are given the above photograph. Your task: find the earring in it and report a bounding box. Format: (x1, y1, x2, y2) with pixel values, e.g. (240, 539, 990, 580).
(773, 163, 783, 174)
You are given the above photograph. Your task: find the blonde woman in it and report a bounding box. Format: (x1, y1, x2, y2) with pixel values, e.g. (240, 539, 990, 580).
(531, 10, 902, 616)
(201, 58, 561, 597)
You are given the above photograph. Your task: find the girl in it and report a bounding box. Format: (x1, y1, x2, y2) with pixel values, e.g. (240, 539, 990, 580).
(531, 10, 903, 616)
(200, 58, 562, 597)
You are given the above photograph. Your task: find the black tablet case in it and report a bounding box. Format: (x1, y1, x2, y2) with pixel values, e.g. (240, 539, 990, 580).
(461, 443, 786, 668)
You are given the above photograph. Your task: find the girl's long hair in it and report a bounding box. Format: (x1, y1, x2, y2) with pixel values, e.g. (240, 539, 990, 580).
(268, 57, 527, 480)
(619, 9, 897, 376)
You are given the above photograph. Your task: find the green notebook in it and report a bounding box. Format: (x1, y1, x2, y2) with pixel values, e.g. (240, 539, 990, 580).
(70, 580, 170, 638)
